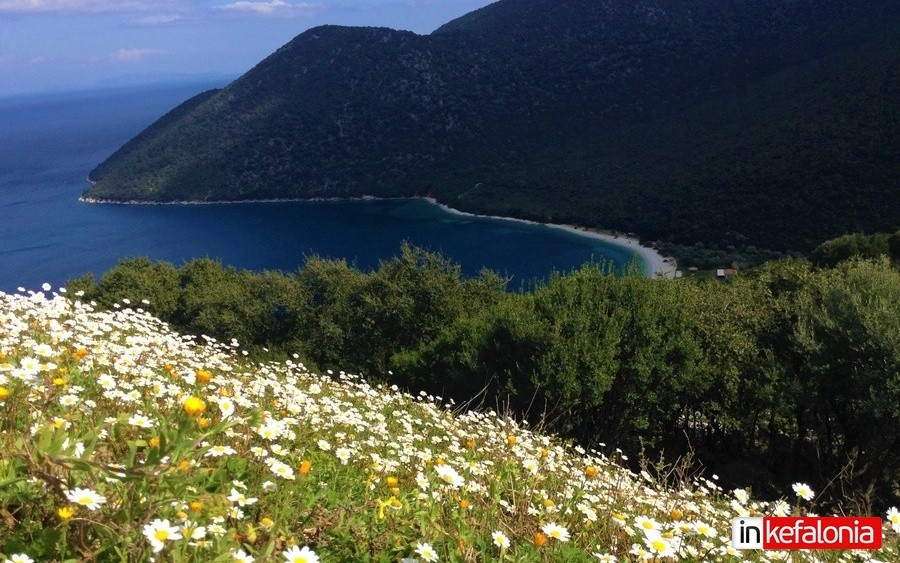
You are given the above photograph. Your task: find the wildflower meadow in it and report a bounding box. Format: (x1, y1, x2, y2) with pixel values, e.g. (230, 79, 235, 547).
(0, 286, 898, 561)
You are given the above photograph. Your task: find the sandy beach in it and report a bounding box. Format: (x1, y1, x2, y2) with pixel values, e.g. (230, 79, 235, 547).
(548, 224, 677, 279)
(423, 198, 677, 279)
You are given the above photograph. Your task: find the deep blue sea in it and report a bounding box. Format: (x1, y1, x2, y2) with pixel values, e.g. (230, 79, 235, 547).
(0, 81, 644, 293)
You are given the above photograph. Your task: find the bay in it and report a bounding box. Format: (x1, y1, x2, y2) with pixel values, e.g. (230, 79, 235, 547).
(0, 81, 646, 294)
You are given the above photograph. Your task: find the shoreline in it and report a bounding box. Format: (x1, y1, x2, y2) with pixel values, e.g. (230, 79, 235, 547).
(80, 193, 677, 279)
(421, 198, 677, 279)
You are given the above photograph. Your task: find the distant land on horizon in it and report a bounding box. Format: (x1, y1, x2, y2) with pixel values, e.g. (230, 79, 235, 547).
(85, 0, 900, 264)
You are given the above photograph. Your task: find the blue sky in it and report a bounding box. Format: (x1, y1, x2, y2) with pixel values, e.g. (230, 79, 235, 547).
(0, 0, 496, 96)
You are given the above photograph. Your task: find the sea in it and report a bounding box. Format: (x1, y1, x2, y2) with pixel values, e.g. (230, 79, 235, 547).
(0, 80, 644, 294)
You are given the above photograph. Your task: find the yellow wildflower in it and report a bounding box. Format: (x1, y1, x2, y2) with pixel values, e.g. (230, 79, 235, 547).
(58, 506, 75, 521)
(376, 496, 401, 519)
(182, 396, 206, 417)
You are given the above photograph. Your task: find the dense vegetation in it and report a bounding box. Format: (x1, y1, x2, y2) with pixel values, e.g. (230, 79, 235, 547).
(5, 288, 899, 561)
(68, 241, 900, 513)
(84, 0, 900, 263)
(810, 230, 900, 267)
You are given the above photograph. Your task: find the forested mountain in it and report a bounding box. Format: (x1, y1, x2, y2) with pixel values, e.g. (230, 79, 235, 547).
(85, 0, 900, 255)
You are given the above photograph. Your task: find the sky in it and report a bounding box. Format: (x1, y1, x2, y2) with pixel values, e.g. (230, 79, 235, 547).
(0, 0, 497, 96)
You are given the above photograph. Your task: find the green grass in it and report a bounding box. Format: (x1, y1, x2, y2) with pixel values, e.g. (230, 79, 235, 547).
(1, 287, 897, 561)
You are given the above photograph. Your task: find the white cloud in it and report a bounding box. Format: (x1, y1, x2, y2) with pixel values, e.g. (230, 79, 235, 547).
(110, 48, 163, 62)
(0, 0, 177, 14)
(215, 0, 320, 17)
(131, 14, 182, 25)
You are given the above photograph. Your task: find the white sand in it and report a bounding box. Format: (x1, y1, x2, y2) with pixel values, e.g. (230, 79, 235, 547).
(423, 198, 677, 279)
(547, 224, 677, 279)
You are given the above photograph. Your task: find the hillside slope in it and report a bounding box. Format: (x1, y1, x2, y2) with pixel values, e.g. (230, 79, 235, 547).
(85, 0, 900, 253)
(3, 287, 899, 559)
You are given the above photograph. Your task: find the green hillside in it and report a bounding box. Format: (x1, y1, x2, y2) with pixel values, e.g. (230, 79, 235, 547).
(85, 0, 900, 256)
(65, 241, 900, 513)
(3, 281, 900, 560)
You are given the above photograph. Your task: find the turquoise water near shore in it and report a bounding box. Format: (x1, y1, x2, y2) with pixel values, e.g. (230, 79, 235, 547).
(0, 82, 644, 293)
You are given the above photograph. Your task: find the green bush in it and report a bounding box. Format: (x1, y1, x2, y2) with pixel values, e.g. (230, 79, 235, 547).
(67, 247, 900, 510)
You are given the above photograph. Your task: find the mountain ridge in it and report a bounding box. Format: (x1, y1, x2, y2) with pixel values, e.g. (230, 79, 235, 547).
(86, 0, 900, 256)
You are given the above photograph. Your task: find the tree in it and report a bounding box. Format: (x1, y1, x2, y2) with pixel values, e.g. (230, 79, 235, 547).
(292, 256, 366, 369)
(96, 257, 180, 319)
(793, 258, 900, 506)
